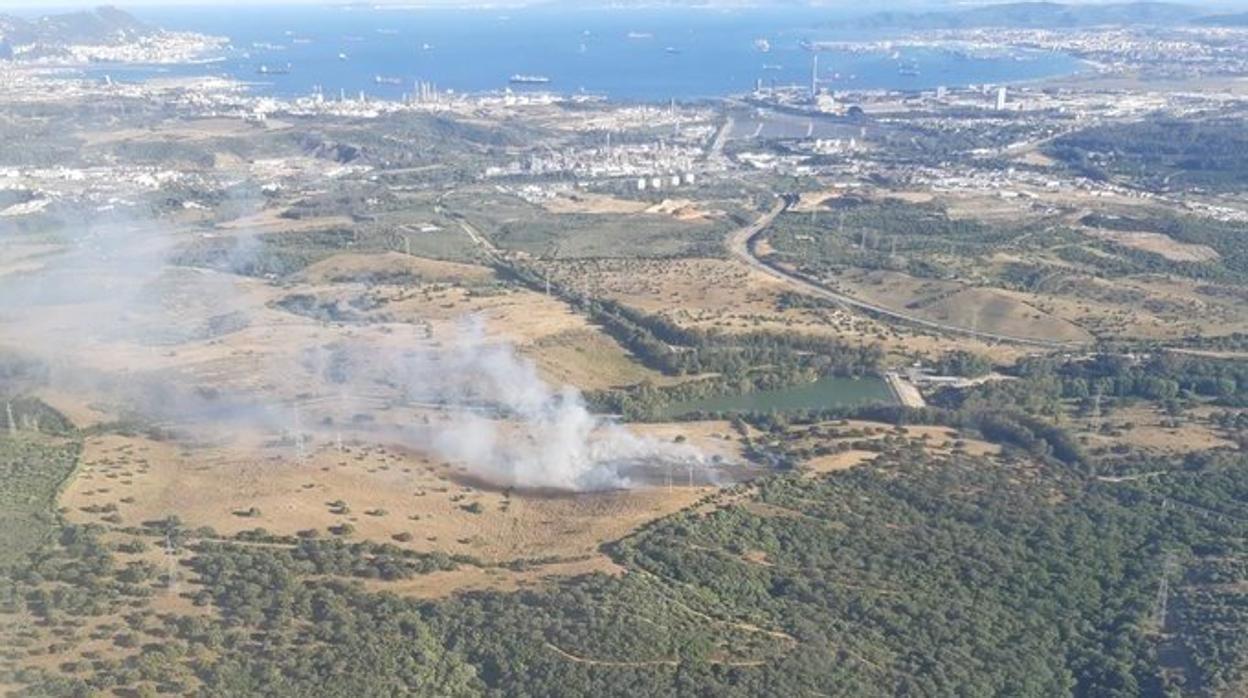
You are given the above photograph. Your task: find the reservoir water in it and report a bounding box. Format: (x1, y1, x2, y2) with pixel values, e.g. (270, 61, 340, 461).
(658, 376, 897, 418)
(77, 6, 1084, 102)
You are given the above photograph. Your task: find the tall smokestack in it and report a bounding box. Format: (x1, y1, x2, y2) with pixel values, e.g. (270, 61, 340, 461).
(811, 53, 819, 99)
(5, 401, 15, 437)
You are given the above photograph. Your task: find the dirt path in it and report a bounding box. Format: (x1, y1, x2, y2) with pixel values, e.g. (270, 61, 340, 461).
(630, 567, 798, 645)
(435, 192, 503, 263)
(545, 642, 769, 669)
(1096, 471, 1166, 484)
(545, 642, 679, 667)
(456, 219, 501, 262)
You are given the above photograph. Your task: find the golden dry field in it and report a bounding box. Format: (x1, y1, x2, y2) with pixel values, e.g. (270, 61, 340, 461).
(60, 420, 742, 596)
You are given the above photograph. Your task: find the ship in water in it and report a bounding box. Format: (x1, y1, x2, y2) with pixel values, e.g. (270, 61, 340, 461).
(509, 74, 551, 85)
(897, 60, 920, 77)
(374, 75, 403, 86)
(753, 38, 771, 53)
(257, 63, 291, 75)
(664, 46, 681, 55)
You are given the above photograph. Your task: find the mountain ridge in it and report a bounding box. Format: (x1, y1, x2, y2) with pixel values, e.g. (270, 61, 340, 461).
(0, 6, 151, 50)
(841, 2, 1204, 30)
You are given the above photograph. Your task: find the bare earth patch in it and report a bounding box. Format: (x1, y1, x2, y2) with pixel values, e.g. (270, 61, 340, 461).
(644, 198, 713, 221)
(298, 251, 494, 286)
(542, 192, 649, 215)
(804, 450, 876, 475)
(1084, 229, 1220, 263)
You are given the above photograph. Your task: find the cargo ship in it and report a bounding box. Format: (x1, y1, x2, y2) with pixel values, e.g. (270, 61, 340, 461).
(257, 63, 291, 75)
(374, 75, 403, 85)
(509, 74, 551, 84)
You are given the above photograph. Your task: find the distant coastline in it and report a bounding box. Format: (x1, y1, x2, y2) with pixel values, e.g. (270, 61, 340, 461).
(42, 5, 1083, 103)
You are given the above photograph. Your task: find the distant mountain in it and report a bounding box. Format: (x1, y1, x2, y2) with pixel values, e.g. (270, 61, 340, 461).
(0, 6, 152, 50)
(0, 16, 35, 47)
(844, 2, 1203, 30)
(1195, 12, 1248, 26)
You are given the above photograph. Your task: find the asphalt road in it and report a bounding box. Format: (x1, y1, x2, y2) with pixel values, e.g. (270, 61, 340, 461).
(725, 195, 1088, 351)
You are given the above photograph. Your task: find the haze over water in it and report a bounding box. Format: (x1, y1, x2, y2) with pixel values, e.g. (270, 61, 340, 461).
(84, 5, 1083, 101)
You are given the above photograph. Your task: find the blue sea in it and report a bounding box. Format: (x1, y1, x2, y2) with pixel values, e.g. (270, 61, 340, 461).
(76, 5, 1084, 102)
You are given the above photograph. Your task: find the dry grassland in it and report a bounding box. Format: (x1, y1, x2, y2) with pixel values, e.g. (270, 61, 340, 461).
(78, 117, 284, 147)
(61, 420, 743, 597)
(836, 268, 1094, 344)
(1083, 228, 1220, 262)
(298, 251, 494, 285)
(1074, 404, 1235, 455)
(544, 257, 1033, 362)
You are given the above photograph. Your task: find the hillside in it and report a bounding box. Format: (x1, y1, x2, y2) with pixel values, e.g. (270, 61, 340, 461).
(0, 6, 151, 50)
(1195, 12, 1248, 26)
(845, 1, 1203, 30)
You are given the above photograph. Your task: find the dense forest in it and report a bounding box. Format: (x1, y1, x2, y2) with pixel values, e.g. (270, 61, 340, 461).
(929, 352, 1248, 421)
(4, 364, 1248, 696)
(765, 198, 1034, 282)
(1045, 119, 1248, 193)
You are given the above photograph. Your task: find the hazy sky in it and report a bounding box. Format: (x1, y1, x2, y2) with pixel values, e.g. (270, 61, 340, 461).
(4, 0, 538, 6)
(1, 0, 1246, 9)
(0, 0, 503, 7)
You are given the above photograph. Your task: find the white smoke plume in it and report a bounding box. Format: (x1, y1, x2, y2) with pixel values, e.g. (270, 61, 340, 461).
(395, 317, 704, 491)
(0, 206, 712, 492)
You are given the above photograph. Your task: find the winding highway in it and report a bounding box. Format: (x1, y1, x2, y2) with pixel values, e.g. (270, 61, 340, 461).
(441, 187, 1084, 351)
(726, 195, 1089, 351)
